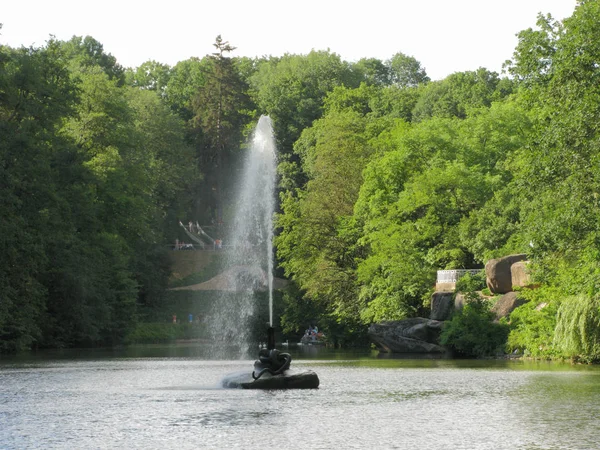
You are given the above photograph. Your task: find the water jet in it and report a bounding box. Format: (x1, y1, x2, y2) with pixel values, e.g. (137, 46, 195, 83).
(218, 115, 319, 389)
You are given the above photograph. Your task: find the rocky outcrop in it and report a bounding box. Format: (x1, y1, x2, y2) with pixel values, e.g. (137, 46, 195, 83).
(430, 292, 455, 321)
(369, 255, 532, 354)
(485, 254, 528, 294)
(491, 292, 526, 320)
(368, 319, 446, 353)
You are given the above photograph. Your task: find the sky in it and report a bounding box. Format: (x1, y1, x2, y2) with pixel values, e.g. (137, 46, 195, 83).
(2, 0, 578, 80)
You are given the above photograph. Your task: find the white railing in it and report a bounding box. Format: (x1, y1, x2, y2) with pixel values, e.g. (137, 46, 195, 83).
(436, 269, 482, 284)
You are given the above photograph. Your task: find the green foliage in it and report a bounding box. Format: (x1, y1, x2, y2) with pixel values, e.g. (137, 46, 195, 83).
(352, 57, 390, 86)
(60, 35, 125, 83)
(249, 50, 360, 189)
(164, 57, 209, 121)
(0, 41, 77, 351)
(276, 109, 375, 326)
(0, 35, 201, 352)
(387, 52, 430, 88)
(357, 158, 499, 322)
(455, 270, 486, 293)
(412, 68, 512, 121)
(7, 5, 600, 361)
(189, 36, 255, 222)
(126, 59, 171, 93)
(191, 36, 252, 167)
(506, 287, 561, 358)
(440, 297, 509, 357)
(554, 294, 600, 363)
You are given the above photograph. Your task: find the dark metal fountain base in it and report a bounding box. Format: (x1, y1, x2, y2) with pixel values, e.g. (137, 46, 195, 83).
(221, 369, 320, 389)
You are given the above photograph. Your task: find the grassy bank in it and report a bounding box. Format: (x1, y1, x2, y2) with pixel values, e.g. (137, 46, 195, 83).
(125, 322, 209, 344)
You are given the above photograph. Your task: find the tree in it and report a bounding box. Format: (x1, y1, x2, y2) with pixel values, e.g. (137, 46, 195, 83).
(357, 160, 498, 323)
(191, 35, 253, 223)
(505, 13, 563, 90)
(387, 52, 430, 88)
(352, 57, 390, 86)
(60, 35, 125, 83)
(164, 57, 210, 121)
(126, 60, 171, 94)
(276, 110, 376, 329)
(440, 297, 509, 357)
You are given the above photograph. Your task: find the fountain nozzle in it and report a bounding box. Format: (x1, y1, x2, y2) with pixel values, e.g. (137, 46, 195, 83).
(267, 326, 276, 350)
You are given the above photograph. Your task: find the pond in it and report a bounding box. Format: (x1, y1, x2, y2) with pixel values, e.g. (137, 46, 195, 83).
(1, 345, 599, 449)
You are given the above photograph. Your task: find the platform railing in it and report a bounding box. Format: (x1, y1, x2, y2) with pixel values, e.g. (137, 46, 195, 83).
(436, 269, 482, 284)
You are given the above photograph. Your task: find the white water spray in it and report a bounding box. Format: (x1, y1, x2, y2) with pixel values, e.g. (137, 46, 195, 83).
(207, 116, 277, 358)
(230, 115, 276, 326)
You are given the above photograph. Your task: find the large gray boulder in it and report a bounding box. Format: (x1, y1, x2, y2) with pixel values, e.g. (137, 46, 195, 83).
(368, 319, 446, 353)
(491, 292, 527, 320)
(430, 292, 455, 321)
(486, 254, 527, 294)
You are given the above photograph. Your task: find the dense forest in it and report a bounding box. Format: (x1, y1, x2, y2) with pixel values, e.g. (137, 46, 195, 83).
(2, 1, 600, 361)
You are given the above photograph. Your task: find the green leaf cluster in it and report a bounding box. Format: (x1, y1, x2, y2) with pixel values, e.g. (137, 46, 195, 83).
(440, 297, 509, 357)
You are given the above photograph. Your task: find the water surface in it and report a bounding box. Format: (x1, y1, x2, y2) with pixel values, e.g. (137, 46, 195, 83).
(1, 346, 599, 449)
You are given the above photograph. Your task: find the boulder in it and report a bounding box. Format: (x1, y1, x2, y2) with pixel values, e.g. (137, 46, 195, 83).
(491, 292, 527, 320)
(485, 254, 527, 294)
(368, 319, 446, 353)
(430, 292, 455, 321)
(511, 261, 532, 289)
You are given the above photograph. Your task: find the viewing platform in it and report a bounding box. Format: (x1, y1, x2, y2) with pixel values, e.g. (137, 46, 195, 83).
(435, 269, 482, 292)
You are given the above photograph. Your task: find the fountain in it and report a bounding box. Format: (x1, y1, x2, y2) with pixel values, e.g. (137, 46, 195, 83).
(218, 115, 319, 389)
(205, 115, 277, 359)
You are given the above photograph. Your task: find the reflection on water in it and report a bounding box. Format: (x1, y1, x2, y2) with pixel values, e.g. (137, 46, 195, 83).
(1, 345, 600, 449)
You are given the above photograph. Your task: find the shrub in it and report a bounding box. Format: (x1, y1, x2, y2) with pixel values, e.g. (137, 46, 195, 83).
(505, 285, 563, 357)
(455, 270, 486, 293)
(506, 300, 558, 357)
(440, 294, 509, 357)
